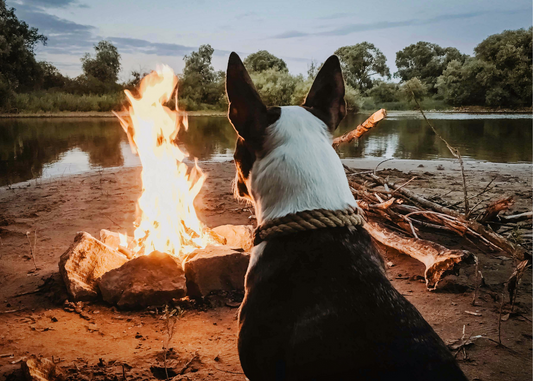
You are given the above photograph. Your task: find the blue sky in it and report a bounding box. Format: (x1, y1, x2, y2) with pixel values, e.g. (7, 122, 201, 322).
(7, 0, 532, 81)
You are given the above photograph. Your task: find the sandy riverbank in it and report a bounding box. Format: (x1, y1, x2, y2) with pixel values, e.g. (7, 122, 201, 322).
(0, 161, 531, 380)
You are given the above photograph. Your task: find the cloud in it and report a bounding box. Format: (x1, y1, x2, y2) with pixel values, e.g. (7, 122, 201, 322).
(271, 30, 310, 39)
(10, 0, 88, 9)
(272, 9, 526, 39)
(317, 12, 354, 20)
(13, 3, 95, 54)
(108, 37, 197, 56)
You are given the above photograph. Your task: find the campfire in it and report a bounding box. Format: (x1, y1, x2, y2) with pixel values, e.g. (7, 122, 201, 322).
(58, 67, 252, 309)
(115, 65, 210, 259)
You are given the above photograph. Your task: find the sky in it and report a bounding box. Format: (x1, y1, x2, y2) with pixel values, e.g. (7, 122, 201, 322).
(7, 0, 532, 82)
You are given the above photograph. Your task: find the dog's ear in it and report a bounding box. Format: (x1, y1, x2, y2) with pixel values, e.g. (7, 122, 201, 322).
(226, 52, 269, 148)
(303, 55, 346, 131)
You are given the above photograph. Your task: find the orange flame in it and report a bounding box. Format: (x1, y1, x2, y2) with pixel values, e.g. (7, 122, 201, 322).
(115, 65, 207, 259)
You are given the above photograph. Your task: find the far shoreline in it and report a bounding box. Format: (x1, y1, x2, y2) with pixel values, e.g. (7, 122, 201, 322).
(0, 107, 531, 119)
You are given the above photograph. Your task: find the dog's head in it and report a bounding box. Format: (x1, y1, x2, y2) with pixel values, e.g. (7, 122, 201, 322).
(226, 52, 352, 221)
(226, 52, 346, 197)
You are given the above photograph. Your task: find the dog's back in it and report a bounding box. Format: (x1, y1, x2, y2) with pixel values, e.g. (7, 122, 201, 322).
(225, 52, 468, 381)
(239, 227, 466, 380)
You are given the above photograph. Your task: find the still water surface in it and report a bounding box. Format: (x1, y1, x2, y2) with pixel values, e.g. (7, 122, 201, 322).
(0, 112, 531, 186)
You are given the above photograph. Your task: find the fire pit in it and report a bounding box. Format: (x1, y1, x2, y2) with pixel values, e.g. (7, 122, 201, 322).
(59, 66, 252, 309)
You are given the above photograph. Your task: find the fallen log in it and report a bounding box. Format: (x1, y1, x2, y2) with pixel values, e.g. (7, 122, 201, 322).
(365, 221, 475, 290)
(332, 109, 387, 149)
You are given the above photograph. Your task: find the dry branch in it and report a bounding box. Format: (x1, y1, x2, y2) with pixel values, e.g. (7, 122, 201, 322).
(332, 109, 387, 149)
(478, 196, 514, 223)
(365, 221, 475, 290)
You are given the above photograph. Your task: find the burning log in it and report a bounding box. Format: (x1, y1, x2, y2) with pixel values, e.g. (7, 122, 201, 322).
(212, 224, 254, 251)
(100, 229, 135, 259)
(365, 221, 475, 290)
(98, 251, 187, 310)
(183, 245, 250, 298)
(332, 109, 387, 149)
(59, 232, 128, 301)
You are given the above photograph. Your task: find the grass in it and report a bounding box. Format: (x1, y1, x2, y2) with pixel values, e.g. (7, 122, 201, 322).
(10, 91, 125, 113)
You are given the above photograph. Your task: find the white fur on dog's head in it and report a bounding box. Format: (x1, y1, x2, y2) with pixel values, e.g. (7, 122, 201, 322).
(226, 52, 355, 224)
(252, 106, 356, 222)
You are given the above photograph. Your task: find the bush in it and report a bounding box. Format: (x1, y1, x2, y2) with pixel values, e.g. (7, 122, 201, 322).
(250, 68, 300, 106)
(10, 91, 124, 113)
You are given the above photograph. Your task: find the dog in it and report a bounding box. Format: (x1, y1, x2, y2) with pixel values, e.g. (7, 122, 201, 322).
(225, 52, 468, 381)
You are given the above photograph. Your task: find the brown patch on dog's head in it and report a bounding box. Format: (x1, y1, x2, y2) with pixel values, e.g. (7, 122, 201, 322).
(226, 52, 280, 201)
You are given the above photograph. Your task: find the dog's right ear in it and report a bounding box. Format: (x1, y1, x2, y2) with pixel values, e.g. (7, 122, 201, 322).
(226, 52, 270, 148)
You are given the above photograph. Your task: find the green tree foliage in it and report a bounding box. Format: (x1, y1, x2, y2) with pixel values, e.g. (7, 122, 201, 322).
(38, 62, 67, 90)
(179, 44, 225, 109)
(367, 80, 400, 102)
(474, 27, 532, 106)
(399, 77, 428, 103)
(249, 68, 299, 106)
(0, 0, 47, 94)
(81, 41, 121, 84)
(335, 43, 390, 91)
(244, 50, 288, 73)
(437, 28, 532, 107)
(395, 42, 466, 92)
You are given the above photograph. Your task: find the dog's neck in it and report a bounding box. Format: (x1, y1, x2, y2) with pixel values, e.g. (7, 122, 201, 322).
(251, 106, 357, 224)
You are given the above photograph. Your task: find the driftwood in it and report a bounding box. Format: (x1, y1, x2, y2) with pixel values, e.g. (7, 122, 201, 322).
(478, 196, 514, 223)
(332, 109, 387, 149)
(365, 222, 474, 290)
(333, 109, 530, 289)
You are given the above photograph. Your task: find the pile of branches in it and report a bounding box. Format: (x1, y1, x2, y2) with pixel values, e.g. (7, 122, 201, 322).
(335, 109, 531, 290)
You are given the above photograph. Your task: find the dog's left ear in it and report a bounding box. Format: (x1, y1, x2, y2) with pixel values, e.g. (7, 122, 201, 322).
(303, 55, 346, 131)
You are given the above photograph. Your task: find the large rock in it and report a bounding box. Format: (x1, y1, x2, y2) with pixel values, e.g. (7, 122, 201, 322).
(183, 245, 250, 298)
(98, 251, 187, 310)
(59, 232, 128, 301)
(212, 225, 254, 252)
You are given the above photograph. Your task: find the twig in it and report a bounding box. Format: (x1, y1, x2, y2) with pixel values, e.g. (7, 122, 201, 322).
(373, 158, 394, 175)
(179, 352, 198, 375)
(450, 176, 496, 208)
(214, 367, 245, 375)
(498, 284, 506, 345)
(471, 256, 482, 306)
(409, 88, 470, 218)
(391, 176, 417, 195)
(13, 289, 40, 298)
(25, 231, 37, 270)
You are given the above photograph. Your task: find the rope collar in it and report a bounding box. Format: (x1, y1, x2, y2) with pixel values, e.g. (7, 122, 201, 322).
(253, 206, 365, 246)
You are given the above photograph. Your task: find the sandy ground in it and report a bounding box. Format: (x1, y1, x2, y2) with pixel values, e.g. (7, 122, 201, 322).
(0, 160, 531, 380)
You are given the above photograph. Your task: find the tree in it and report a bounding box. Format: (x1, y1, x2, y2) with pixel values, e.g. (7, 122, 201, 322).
(249, 68, 299, 106)
(38, 62, 66, 90)
(395, 42, 467, 92)
(244, 50, 288, 73)
(0, 0, 47, 93)
(335, 43, 390, 91)
(436, 28, 532, 107)
(81, 40, 121, 84)
(179, 44, 225, 109)
(367, 80, 400, 103)
(399, 77, 428, 103)
(474, 27, 532, 106)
